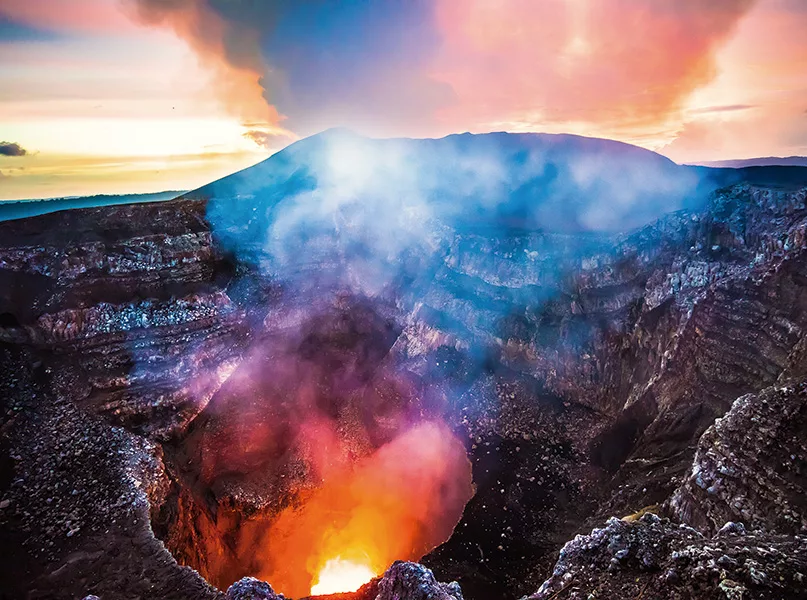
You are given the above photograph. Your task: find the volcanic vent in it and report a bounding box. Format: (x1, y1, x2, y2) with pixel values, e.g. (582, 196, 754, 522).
(153, 299, 474, 598)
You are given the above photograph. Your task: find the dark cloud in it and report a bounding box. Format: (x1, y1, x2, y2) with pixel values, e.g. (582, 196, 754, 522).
(0, 142, 27, 157)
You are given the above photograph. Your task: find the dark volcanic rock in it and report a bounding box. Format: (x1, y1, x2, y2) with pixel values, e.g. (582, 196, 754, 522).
(0, 344, 221, 600)
(420, 184, 807, 598)
(667, 383, 807, 536)
(292, 562, 462, 600)
(375, 562, 463, 600)
(226, 577, 285, 600)
(530, 514, 807, 600)
(0, 199, 250, 440)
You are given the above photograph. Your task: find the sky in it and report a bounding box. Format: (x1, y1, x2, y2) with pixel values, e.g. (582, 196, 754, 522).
(0, 0, 805, 200)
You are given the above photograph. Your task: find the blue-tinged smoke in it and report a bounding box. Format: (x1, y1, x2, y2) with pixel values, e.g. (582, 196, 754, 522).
(203, 129, 710, 303)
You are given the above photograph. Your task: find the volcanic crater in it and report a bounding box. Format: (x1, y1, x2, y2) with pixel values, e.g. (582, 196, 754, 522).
(2, 131, 807, 600)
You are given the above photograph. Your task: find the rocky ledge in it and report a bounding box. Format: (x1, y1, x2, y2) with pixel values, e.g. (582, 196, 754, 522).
(531, 515, 807, 600)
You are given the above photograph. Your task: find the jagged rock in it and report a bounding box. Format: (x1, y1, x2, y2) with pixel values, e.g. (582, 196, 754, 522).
(529, 514, 807, 600)
(0, 200, 251, 440)
(376, 562, 463, 600)
(226, 577, 284, 600)
(717, 522, 747, 537)
(666, 383, 807, 535)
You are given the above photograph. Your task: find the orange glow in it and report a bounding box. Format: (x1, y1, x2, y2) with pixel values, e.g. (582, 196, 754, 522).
(236, 421, 474, 598)
(310, 558, 376, 595)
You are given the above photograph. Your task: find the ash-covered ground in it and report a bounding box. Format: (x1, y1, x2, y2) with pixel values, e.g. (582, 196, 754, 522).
(1, 131, 807, 600)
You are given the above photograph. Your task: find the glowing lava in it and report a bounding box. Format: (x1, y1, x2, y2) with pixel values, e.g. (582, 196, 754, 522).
(240, 421, 474, 597)
(310, 558, 376, 595)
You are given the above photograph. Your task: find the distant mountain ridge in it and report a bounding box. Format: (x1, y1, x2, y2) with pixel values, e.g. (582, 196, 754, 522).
(694, 156, 807, 168)
(0, 190, 185, 222)
(3, 130, 806, 225)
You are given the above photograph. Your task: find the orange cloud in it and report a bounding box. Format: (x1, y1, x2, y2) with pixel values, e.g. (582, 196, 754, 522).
(658, 0, 807, 162)
(431, 0, 756, 131)
(243, 128, 297, 150)
(661, 104, 807, 163)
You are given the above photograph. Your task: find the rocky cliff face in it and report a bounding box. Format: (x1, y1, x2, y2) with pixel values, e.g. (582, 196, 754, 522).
(0, 199, 249, 439)
(667, 383, 807, 537)
(1, 132, 806, 600)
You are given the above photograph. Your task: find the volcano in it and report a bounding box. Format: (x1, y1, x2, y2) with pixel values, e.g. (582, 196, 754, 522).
(1, 131, 807, 600)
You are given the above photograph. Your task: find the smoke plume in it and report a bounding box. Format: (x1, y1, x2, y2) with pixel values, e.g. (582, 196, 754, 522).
(244, 421, 473, 596)
(434, 0, 756, 130)
(126, 0, 755, 135)
(203, 129, 707, 294)
(183, 302, 474, 597)
(123, 0, 280, 125)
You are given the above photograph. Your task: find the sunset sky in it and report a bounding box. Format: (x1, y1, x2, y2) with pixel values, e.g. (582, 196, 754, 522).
(0, 0, 805, 200)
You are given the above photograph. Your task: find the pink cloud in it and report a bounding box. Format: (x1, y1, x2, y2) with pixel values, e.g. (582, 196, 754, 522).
(431, 0, 756, 131)
(661, 105, 807, 163)
(0, 0, 137, 33)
